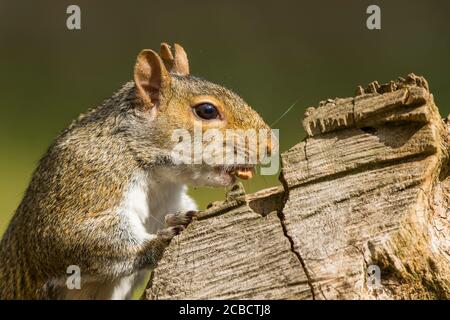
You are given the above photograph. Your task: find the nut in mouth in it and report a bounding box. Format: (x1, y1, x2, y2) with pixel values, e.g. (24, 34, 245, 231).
(225, 165, 255, 180)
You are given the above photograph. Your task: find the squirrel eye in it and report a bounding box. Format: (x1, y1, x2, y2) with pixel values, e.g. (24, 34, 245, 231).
(193, 103, 219, 120)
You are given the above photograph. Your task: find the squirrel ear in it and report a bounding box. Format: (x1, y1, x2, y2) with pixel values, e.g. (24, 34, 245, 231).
(160, 43, 174, 64)
(159, 42, 190, 76)
(173, 43, 190, 75)
(134, 49, 171, 108)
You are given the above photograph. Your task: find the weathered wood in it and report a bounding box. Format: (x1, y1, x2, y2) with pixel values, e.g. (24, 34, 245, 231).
(144, 74, 450, 300)
(146, 186, 313, 300)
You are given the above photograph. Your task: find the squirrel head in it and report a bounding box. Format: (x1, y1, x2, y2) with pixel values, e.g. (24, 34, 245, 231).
(129, 43, 274, 187)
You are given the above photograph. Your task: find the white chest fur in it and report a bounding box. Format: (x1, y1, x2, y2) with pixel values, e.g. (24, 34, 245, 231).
(119, 170, 197, 241)
(108, 170, 197, 299)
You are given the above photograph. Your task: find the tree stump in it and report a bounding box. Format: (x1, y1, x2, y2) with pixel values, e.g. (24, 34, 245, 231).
(144, 74, 450, 300)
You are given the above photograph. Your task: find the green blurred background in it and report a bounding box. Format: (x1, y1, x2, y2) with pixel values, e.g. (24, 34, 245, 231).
(1, 0, 449, 236)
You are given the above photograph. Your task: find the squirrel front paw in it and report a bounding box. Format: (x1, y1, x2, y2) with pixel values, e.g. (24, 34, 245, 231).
(140, 211, 198, 268)
(164, 210, 197, 228)
(156, 211, 197, 243)
(156, 225, 185, 243)
(140, 226, 186, 267)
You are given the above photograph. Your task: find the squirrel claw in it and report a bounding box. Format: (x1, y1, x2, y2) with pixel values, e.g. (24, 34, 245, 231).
(157, 225, 185, 242)
(165, 210, 198, 227)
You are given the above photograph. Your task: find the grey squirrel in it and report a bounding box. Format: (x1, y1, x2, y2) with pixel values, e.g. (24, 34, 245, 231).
(0, 43, 272, 299)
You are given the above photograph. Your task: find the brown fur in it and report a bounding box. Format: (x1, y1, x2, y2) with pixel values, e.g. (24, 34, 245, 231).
(0, 44, 270, 299)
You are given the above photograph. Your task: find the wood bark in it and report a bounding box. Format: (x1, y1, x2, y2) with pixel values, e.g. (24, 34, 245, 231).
(144, 74, 450, 300)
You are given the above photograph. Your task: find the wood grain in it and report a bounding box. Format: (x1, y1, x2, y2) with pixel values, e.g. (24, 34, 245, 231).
(144, 74, 449, 300)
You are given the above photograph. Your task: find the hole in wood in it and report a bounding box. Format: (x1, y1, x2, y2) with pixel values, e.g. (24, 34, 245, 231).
(248, 189, 284, 216)
(361, 126, 378, 134)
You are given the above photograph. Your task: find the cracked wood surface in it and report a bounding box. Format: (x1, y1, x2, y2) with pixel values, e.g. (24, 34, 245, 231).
(144, 74, 450, 300)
